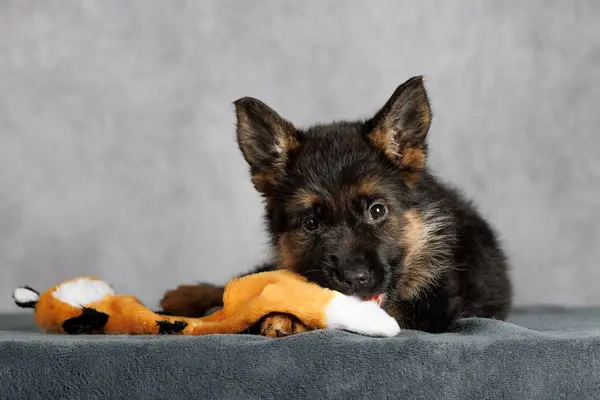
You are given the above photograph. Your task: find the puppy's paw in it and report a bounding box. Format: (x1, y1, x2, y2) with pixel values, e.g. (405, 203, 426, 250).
(259, 313, 310, 338)
(159, 283, 224, 318)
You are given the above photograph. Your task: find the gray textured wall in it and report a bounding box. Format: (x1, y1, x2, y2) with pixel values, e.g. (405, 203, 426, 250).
(1, 1, 599, 312)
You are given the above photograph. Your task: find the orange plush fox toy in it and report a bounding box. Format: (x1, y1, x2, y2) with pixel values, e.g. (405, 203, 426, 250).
(13, 270, 400, 337)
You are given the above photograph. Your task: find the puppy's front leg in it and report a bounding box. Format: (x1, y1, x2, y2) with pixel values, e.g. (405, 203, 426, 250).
(259, 313, 311, 337)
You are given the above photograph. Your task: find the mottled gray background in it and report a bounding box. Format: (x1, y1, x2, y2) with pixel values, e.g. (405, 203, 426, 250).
(1, 0, 599, 312)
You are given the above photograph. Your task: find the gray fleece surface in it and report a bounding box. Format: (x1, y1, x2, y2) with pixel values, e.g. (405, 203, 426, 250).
(1, 307, 600, 400)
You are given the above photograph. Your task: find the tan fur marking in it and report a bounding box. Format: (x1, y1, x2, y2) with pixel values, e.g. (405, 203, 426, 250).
(357, 177, 383, 197)
(400, 147, 425, 170)
(368, 130, 425, 183)
(369, 129, 391, 153)
(402, 146, 425, 184)
(293, 189, 319, 209)
(400, 210, 430, 299)
(421, 103, 432, 125)
(277, 233, 297, 270)
(401, 211, 423, 260)
(404, 172, 421, 186)
(368, 129, 402, 163)
(282, 134, 298, 152)
(272, 132, 297, 170)
(251, 171, 278, 193)
(398, 208, 453, 300)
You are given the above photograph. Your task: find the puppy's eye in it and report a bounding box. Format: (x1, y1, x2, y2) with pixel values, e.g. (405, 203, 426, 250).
(303, 216, 320, 231)
(368, 203, 387, 221)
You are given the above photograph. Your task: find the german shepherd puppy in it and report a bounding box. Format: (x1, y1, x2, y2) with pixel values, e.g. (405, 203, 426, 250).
(160, 76, 512, 335)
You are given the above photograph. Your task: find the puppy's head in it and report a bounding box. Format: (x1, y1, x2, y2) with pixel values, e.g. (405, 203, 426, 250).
(234, 76, 432, 301)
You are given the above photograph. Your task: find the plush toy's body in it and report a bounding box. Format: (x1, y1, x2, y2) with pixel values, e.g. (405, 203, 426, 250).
(13, 270, 400, 337)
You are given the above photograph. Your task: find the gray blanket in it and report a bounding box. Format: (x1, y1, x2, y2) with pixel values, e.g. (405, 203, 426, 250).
(1, 307, 600, 400)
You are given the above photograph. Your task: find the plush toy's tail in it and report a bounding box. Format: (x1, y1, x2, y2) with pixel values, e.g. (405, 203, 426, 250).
(13, 286, 40, 308)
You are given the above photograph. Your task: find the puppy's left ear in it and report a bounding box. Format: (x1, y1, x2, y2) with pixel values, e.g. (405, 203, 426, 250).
(366, 76, 432, 182)
(234, 97, 298, 195)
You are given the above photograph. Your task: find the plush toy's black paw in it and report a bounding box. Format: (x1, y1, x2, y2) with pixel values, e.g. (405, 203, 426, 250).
(157, 320, 188, 334)
(63, 307, 109, 334)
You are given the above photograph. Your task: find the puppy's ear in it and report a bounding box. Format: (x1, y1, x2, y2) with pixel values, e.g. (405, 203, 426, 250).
(234, 97, 298, 194)
(366, 76, 432, 182)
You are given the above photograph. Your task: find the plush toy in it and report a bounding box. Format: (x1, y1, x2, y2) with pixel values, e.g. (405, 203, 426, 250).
(12, 270, 400, 337)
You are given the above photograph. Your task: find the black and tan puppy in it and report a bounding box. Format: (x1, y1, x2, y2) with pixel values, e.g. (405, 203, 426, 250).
(161, 76, 512, 336)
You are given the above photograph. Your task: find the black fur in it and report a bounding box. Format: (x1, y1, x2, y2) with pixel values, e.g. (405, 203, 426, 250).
(62, 307, 109, 334)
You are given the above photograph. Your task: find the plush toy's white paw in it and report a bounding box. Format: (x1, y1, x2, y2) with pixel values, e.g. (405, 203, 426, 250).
(325, 293, 401, 337)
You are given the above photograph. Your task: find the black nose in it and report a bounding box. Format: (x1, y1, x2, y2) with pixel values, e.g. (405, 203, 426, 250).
(333, 264, 371, 292)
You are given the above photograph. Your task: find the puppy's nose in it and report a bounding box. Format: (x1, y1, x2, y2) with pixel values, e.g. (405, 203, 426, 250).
(336, 266, 370, 291)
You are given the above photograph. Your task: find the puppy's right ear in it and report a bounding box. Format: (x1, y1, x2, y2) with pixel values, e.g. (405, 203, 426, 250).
(365, 76, 432, 184)
(234, 97, 299, 194)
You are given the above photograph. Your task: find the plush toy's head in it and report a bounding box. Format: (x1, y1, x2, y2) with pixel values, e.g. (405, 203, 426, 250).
(13, 277, 116, 333)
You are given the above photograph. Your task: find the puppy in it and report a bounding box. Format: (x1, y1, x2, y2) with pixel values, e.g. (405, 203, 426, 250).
(161, 76, 512, 336)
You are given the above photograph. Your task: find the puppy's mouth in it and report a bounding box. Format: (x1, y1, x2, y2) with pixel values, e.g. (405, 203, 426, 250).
(359, 293, 386, 307)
